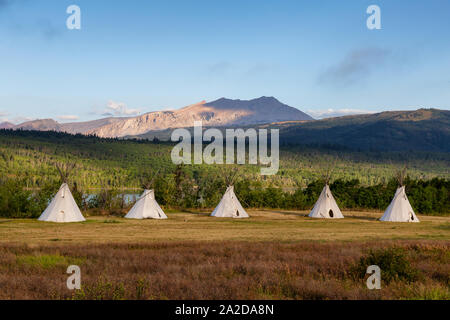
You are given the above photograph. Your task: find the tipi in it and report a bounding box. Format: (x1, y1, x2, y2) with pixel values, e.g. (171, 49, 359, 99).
(308, 164, 344, 219)
(125, 170, 167, 219)
(38, 163, 86, 223)
(308, 184, 344, 219)
(211, 185, 249, 218)
(380, 169, 419, 222)
(125, 189, 167, 219)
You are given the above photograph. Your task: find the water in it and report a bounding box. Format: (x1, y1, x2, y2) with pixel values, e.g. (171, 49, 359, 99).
(84, 193, 140, 205)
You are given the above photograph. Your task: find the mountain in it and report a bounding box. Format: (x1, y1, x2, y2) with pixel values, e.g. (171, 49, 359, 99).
(61, 117, 129, 134)
(0, 122, 14, 129)
(14, 119, 62, 131)
(6, 100, 448, 152)
(277, 108, 450, 152)
(86, 97, 313, 138)
(204, 96, 313, 123)
(6, 97, 312, 138)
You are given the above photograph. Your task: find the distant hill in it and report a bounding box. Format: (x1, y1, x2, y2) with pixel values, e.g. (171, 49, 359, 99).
(0, 122, 14, 129)
(131, 108, 450, 152)
(8, 97, 312, 138)
(277, 108, 450, 152)
(14, 119, 62, 131)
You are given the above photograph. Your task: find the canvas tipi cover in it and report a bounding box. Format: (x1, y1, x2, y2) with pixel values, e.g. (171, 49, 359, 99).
(38, 183, 86, 223)
(380, 186, 419, 222)
(308, 184, 344, 219)
(125, 189, 167, 219)
(211, 186, 249, 218)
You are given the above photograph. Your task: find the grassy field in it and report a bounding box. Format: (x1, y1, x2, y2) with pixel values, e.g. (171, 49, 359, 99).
(0, 211, 449, 300)
(1, 210, 449, 243)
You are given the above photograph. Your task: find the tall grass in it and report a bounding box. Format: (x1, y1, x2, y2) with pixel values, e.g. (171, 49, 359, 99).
(0, 240, 448, 300)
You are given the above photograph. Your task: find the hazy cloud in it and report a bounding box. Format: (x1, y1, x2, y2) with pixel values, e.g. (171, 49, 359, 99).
(318, 48, 390, 86)
(104, 100, 141, 116)
(4, 116, 33, 124)
(308, 108, 374, 119)
(57, 115, 79, 121)
(36, 19, 62, 40)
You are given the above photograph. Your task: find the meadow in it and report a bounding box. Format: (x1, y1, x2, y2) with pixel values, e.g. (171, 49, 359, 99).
(0, 131, 449, 300)
(1, 210, 449, 243)
(0, 211, 449, 300)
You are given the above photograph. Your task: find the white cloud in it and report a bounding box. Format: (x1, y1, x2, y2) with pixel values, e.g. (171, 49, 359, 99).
(308, 108, 374, 119)
(57, 115, 79, 121)
(104, 100, 141, 116)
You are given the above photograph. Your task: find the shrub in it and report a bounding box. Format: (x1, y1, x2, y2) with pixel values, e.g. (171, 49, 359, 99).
(352, 247, 419, 284)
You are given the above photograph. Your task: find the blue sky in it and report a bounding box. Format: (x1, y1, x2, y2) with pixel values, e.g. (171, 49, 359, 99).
(0, 0, 449, 123)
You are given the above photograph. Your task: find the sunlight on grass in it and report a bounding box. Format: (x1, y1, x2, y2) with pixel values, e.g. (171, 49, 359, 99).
(16, 254, 85, 269)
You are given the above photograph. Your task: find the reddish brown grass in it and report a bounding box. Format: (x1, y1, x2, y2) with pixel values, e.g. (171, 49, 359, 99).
(0, 240, 448, 300)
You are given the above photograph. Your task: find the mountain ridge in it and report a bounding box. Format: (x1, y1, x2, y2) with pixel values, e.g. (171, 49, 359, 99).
(127, 108, 449, 152)
(277, 108, 450, 152)
(7, 97, 313, 137)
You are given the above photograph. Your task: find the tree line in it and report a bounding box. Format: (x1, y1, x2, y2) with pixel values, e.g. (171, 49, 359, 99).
(0, 171, 448, 218)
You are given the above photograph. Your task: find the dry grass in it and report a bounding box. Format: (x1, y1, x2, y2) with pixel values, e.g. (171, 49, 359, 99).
(0, 241, 448, 300)
(0, 210, 449, 244)
(0, 211, 448, 300)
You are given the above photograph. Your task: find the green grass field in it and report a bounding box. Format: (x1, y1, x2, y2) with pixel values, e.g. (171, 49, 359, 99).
(0, 210, 448, 243)
(1, 210, 449, 243)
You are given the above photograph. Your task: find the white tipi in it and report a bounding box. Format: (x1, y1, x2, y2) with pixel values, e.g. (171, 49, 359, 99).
(38, 163, 85, 223)
(211, 186, 249, 218)
(38, 183, 86, 223)
(380, 186, 419, 222)
(308, 184, 344, 219)
(125, 189, 167, 219)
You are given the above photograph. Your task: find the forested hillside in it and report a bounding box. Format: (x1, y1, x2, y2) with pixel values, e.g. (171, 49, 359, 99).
(0, 130, 448, 216)
(279, 108, 450, 152)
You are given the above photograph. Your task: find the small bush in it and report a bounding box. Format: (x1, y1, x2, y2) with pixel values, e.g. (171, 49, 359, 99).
(352, 247, 419, 284)
(72, 278, 126, 300)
